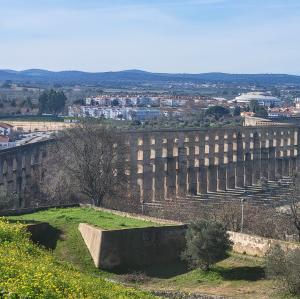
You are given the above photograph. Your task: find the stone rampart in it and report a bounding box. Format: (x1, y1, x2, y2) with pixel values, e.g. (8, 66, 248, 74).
(79, 223, 187, 270)
(229, 231, 300, 256)
(79, 222, 300, 270)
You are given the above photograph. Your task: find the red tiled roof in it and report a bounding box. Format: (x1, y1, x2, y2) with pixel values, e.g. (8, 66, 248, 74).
(0, 123, 13, 129)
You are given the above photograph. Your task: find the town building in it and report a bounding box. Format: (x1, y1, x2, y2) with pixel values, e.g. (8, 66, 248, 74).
(234, 92, 282, 107)
(0, 136, 16, 149)
(0, 123, 13, 136)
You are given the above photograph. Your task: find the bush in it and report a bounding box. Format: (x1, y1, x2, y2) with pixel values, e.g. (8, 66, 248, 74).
(0, 219, 155, 299)
(181, 220, 232, 271)
(265, 244, 300, 295)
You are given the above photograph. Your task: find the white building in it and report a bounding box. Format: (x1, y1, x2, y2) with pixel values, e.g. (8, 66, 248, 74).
(68, 106, 133, 120)
(294, 98, 300, 109)
(0, 123, 13, 136)
(0, 136, 16, 149)
(234, 92, 282, 107)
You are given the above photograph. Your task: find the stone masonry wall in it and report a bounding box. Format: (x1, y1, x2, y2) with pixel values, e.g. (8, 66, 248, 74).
(229, 231, 300, 256)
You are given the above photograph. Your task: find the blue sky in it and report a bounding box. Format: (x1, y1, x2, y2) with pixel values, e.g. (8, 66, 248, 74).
(1, 0, 300, 74)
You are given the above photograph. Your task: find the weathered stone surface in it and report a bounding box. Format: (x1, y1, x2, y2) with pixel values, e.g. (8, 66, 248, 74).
(78, 223, 103, 268)
(79, 223, 187, 270)
(1, 125, 299, 211)
(229, 231, 300, 257)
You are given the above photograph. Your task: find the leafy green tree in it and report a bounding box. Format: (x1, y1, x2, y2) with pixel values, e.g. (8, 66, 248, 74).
(10, 100, 16, 107)
(266, 244, 300, 295)
(248, 100, 268, 118)
(181, 220, 232, 271)
(249, 100, 259, 113)
(111, 99, 119, 106)
(21, 97, 34, 109)
(233, 106, 241, 116)
(255, 106, 268, 118)
(73, 99, 85, 105)
(38, 90, 67, 115)
(205, 106, 230, 120)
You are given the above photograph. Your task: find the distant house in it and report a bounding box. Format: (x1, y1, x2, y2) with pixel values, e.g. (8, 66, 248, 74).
(0, 135, 16, 149)
(0, 123, 13, 136)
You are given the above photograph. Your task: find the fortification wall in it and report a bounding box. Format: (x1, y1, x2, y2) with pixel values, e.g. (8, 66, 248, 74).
(229, 231, 300, 256)
(79, 222, 300, 271)
(79, 223, 187, 270)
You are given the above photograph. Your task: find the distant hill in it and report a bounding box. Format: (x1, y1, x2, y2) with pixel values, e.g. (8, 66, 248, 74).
(0, 69, 300, 85)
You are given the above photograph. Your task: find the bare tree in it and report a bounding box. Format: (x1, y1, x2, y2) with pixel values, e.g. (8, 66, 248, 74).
(289, 174, 300, 241)
(44, 121, 127, 206)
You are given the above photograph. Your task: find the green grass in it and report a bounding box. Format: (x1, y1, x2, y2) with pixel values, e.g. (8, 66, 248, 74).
(0, 219, 156, 299)
(9, 208, 298, 298)
(140, 254, 278, 299)
(9, 207, 159, 275)
(146, 253, 265, 287)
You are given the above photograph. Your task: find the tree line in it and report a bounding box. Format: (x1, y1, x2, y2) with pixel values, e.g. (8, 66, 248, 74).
(38, 90, 67, 115)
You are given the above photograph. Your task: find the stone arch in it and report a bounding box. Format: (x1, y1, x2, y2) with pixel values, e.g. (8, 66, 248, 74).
(252, 132, 261, 184)
(12, 157, 17, 172)
(2, 160, 8, 176)
(235, 132, 244, 187)
(21, 155, 26, 169)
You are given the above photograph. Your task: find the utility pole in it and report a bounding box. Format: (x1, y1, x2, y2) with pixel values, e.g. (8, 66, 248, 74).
(241, 198, 245, 233)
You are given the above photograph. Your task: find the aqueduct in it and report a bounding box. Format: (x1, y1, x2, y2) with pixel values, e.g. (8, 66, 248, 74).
(0, 125, 299, 210)
(128, 125, 299, 203)
(0, 140, 49, 209)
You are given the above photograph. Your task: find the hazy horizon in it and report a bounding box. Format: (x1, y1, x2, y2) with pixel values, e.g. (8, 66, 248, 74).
(1, 0, 300, 74)
(1, 68, 300, 76)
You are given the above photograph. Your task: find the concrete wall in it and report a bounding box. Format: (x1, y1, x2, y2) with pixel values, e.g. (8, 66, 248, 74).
(79, 223, 187, 270)
(229, 231, 300, 257)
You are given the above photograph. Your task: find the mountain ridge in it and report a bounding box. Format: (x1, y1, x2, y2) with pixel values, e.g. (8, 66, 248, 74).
(0, 69, 300, 85)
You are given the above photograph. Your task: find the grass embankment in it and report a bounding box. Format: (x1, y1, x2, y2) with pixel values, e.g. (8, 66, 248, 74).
(140, 253, 273, 299)
(10, 207, 296, 299)
(9, 207, 158, 275)
(0, 218, 156, 299)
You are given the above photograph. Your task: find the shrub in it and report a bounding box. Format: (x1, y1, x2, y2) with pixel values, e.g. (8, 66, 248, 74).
(265, 244, 300, 295)
(0, 219, 155, 299)
(181, 220, 232, 271)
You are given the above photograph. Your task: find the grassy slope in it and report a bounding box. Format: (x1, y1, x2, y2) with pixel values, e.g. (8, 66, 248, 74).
(10, 208, 296, 299)
(140, 253, 293, 299)
(0, 219, 156, 299)
(9, 207, 158, 275)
